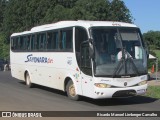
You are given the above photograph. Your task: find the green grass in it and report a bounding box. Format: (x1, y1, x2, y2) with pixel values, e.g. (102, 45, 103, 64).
(145, 86, 160, 99)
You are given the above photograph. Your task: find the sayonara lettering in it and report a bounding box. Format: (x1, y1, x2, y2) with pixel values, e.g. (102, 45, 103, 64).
(25, 54, 53, 63)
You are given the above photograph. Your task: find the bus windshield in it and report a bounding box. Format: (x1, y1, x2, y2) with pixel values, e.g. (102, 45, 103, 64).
(91, 27, 147, 77)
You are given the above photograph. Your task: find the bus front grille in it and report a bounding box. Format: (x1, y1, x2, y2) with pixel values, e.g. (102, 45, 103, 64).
(112, 90, 136, 98)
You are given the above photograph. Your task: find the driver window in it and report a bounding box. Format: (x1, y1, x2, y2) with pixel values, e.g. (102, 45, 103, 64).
(81, 43, 92, 76)
(75, 27, 88, 66)
(75, 27, 92, 76)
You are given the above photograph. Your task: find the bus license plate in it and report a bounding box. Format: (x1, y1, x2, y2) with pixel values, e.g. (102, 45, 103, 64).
(137, 89, 146, 94)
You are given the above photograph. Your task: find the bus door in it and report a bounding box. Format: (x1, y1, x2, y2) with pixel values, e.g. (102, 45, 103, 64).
(80, 43, 94, 97)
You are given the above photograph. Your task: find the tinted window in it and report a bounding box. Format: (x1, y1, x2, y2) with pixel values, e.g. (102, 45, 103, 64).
(11, 36, 31, 51)
(75, 27, 88, 52)
(26, 35, 31, 50)
(37, 33, 46, 50)
(11, 28, 73, 52)
(11, 37, 18, 50)
(60, 29, 73, 51)
(81, 43, 92, 76)
(47, 31, 59, 50)
(75, 27, 88, 66)
(31, 34, 36, 50)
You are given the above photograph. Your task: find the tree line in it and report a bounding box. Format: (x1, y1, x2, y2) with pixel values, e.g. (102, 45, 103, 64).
(143, 31, 160, 50)
(0, 0, 133, 59)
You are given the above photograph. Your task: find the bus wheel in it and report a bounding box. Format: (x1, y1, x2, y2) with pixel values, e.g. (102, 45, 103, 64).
(66, 80, 79, 100)
(25, 72, 33, 88)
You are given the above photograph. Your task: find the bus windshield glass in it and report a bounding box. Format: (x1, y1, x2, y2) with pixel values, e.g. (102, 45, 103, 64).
(91, 27, 147, 77)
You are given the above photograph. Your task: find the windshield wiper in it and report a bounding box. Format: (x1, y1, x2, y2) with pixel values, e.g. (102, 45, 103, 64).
(112, 29, 140, 78)
(112, 49, 139, 78)
(125, 51, 139, 76)
(112, 49, 125, 78)
(112, 60, 123, 78)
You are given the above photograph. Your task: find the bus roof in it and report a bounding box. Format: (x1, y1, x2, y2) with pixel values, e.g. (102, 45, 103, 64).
(11, 20, 138, 37)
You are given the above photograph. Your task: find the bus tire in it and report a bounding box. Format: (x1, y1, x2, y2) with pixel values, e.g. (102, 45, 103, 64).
(25, 72, 33, 88)
(66, 80, 79, 101)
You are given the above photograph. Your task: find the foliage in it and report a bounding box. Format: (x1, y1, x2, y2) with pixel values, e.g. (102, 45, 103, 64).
(143, 31, 160, 50)
(71, 0, 110, 20)
(0, 32, 9, 59)
(109, 0, 133, 23)
(0, 0, 8, 59)
(143, 31, 160, 71)
(0, 0, 133, 59)
(0, 0, 8, 32)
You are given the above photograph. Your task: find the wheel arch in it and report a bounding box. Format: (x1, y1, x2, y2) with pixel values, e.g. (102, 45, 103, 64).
(24, 69, 31, 81)
(64, 77, 72, 92)
(64, 76, 80, 100)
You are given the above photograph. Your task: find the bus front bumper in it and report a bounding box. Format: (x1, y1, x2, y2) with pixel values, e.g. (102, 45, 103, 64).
(92, 84, 148, 99)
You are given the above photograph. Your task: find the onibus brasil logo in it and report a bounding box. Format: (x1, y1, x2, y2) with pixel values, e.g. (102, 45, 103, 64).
(25, 54, 53, 64)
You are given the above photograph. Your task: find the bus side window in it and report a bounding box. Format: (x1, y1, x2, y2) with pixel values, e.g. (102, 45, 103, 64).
(46, 32, 52, 50)
(31, 34, 35, 50)
(43, 33, 47, 50)
(11, 37, 17, 50)
(17, 37, 22, 50)
(60, 28, 73, 51)
(22, 36, 27, 50)
(54, 32, 59, 49)
(11, 38, 14, 50)
(20, 36, 26, 50)
(38, 33, 46, 50)
(59, 30, 63, 49)
(26, 35, 31, 50)
(61, 31, 66, 49)
(66, 30, 73, 50)
(46, 31, 59, 51)
(36, 34, 40, 50)
(35, 34, 39, 50)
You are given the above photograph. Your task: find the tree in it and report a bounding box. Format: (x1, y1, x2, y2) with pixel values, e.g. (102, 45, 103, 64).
(2, 0, 133, 34)
(42, 4, 72, 23)
(0, 32, 9, 59)
(42, 0, 78, 23)
(109, 0, 133, 23)
(0, 0, 7, 32)
(71, 0, 110, 20)
(0, 0, 8, 58)
(143, 31, 160, 50)
(57, 0, 77, 8)
(3, 0, 26, 36)
(0, 0, 134, 59)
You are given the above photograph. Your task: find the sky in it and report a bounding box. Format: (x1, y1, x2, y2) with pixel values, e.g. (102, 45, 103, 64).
(123, 0, 160, 33)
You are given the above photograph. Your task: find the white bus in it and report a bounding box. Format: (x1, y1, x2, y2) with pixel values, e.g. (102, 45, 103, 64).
(10, 21, 148, 100)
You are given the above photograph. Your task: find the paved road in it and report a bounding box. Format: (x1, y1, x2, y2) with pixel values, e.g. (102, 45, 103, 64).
(0, 72, 159, 120)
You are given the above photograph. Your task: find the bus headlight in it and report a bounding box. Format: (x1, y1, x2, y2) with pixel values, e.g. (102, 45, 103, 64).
(138, 80, 147, 86)
(94, 83, 111, 88)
